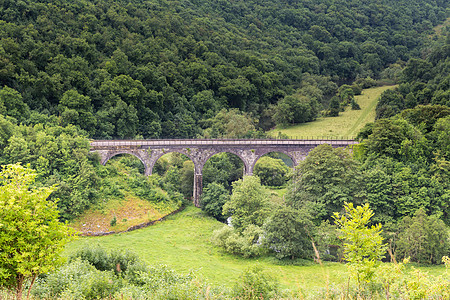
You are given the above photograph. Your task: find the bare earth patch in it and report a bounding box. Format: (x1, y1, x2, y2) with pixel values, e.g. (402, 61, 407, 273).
(70, 195, 178, 235)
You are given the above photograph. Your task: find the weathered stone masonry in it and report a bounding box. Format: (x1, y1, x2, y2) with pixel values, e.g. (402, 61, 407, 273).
(90, 139, 357, 207)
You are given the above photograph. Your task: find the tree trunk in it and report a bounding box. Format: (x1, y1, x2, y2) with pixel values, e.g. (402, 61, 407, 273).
(27, 275, 37, 300)
(15, 275, 24, 300)
(311, 240, 322, 265)
(387, 244, 397, 264)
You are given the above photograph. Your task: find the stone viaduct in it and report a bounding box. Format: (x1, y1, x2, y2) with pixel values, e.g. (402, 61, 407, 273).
(90, 139, 358, 206)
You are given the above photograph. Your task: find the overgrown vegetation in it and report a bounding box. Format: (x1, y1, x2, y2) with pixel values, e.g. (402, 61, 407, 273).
(375, 30, 449, 119)
(32, 245, 225, 299)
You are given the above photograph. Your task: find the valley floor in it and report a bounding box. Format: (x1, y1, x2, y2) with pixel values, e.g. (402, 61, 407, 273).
(66, 206, 446, 292)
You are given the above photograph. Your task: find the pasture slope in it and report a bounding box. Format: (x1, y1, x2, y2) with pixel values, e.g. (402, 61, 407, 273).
(66, 206, 445, 293)
(271, 85, 396, 139)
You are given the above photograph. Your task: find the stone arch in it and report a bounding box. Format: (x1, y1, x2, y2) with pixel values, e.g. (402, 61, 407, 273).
(201, 151, 246, 185)
(202, 149, 256, 177)
(249, 150, 297, 175)
(147, 149, 196, 176)
(100, 150, 150, 175)
(250, 151, 295, 187)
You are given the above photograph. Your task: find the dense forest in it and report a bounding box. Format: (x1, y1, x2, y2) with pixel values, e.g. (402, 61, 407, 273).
(0, 0, 448, 138)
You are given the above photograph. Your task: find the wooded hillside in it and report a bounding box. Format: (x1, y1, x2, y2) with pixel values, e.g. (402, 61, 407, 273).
(0, 0, 448, 138)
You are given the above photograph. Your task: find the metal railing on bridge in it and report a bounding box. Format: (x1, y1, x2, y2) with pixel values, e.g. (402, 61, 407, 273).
(90, 136, 357, 148)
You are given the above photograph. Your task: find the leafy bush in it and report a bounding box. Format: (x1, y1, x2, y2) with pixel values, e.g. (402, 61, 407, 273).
(212, 225, 266, 258)
(351, 98, 361, 110)
(120, 264, 227, 299)
(35, 246, 227, 299)
(232, 267, 280, 300)
(222, 176, 270, 231)
(254, 156, 290, 187)
(32, 259, 119, 300)
(69, 244, 140, 275)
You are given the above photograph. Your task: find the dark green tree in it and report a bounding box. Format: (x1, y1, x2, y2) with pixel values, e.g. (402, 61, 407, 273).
(202, 108, 258, 139)
(365, 118, 426, 163)
(0, 86, 30, 122)
(200, 182, 230, 222)
(254, 156, 290, 187)
(328, 96, 340, 117)
(262, 206, 314, 260)
(273, 94, 318, 126)
(59, 90, 97, 135)
(286, 144, 365, 221)
(376, 89, 405, 120)
(396, 208, 449, 264)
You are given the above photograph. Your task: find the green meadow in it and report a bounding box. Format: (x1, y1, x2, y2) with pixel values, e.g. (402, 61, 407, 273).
(270, 85, 396, 139)
(66, 206, 446, 293)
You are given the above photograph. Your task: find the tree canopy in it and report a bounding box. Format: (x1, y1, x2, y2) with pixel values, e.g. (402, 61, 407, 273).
(222, 176, 270, 231)
(286, 144, 365, 222)
(0, 0, 447, 138)
(0, 164, 74, 299)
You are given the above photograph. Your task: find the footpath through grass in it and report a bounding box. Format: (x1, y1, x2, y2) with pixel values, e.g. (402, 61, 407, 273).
(66, 205, 446, 293)
(271, 85, 396, 139)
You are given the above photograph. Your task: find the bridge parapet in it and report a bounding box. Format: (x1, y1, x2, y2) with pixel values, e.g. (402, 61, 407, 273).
(90, 138, 357, 148)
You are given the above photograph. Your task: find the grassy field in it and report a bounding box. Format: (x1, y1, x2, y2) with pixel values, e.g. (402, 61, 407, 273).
(66, 205, 446, 293)
(270, 85, 396, 139)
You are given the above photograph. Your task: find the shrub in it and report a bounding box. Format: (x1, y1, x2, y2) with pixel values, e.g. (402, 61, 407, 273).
(254, 156, 290, 187)
(69, 245, 110, 271)
(32, 259, 119, 300)
(351, 98, 361, 110)
(33, 255, 226, 299)
(69, 244, 140, 275)
(232, 267, 280, 300)
(327, 96, 340, 117)
(212, 225, 265, 258)
(81, 270, 119, 300)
